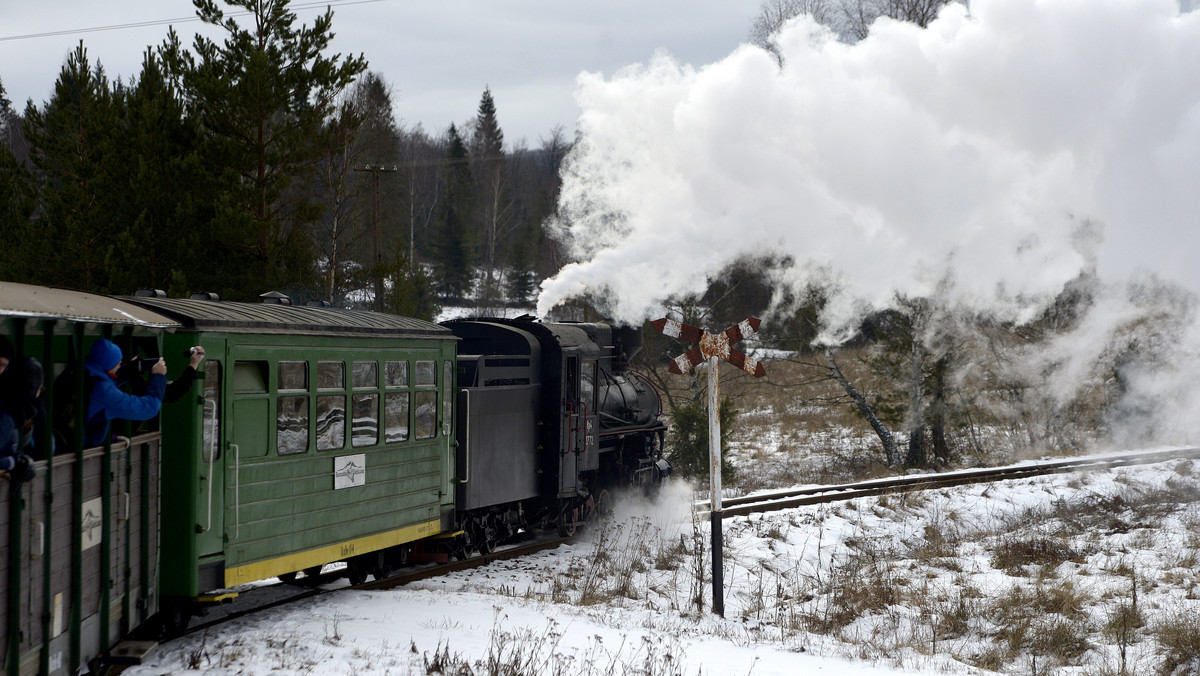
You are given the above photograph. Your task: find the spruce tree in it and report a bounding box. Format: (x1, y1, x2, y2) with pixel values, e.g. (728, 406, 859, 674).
(105, 49, 211, 296)
(22, 44, 123, 291)
(504, 221, 537, 308)
(471, 87, 511, 307)
(431, 124, 475, 303)
(0, 79, 34, 282)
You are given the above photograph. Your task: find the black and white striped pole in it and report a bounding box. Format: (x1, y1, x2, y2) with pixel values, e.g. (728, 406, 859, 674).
(652, 317, 765, 617)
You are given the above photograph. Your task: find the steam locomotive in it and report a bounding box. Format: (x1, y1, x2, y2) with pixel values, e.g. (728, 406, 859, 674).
(0, 281, 669, 674)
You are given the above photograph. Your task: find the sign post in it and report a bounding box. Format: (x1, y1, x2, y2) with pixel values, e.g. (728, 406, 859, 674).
(652, 317, 766, 617)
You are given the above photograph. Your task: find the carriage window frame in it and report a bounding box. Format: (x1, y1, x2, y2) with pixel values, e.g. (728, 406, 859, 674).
(202, 361, 222, 462)
(385, 360, 410, 444)
(277, 394, 309, 455)
(385, 360, 409, 388)
(316, 360, 347, 451)
(413, 359, 438, 440)
(275, 361, 309, 455)
(441, 360, 453, 437)
(349, 360, 381, 448)
(384, 391, 410, 443)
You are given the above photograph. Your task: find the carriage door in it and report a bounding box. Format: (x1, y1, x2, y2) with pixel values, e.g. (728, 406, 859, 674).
(195, 358, 226, 558)
(227, 360, 272, 544)
(559, 356, 582, 496)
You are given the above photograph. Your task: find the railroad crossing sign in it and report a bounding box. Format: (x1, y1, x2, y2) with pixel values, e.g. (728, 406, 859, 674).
(650, 317, 767, 378)
(652, 316, 766, 618)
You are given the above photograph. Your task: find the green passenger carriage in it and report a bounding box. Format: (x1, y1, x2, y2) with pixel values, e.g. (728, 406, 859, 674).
(122, 294, 458, 617)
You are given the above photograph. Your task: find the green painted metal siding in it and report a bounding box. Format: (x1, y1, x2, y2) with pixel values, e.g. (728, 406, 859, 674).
(156, 325, 456, 593)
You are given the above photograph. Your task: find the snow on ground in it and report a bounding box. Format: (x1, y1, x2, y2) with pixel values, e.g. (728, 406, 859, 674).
(128, 450, 1200, 675)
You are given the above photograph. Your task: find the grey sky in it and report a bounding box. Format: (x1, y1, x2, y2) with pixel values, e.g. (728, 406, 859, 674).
(1, 0, 759, 146)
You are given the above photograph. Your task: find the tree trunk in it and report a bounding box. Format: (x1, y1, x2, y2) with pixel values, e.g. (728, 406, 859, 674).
(905, 330, 926, 467)
(825, 348, 900, 467)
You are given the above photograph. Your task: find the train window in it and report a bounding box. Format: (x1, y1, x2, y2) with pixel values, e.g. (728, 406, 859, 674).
(318, 361, 344, 390)
(384, 392, 410, 442)
(278, 361, 307, 391)
(352, 393, 378, 447)
(385, 360, 408, 387)
(353, 361, 377, 389)
(581, 361, 596, 410)
(316, 395, 346, 451)
(415, 360, 436, 386)
(442, 361, 453, 436)
(414, 391, 436, 439)
(234, 360, 268, 394)
(277, 395, 309, 455)
(202, 361, 222, 462)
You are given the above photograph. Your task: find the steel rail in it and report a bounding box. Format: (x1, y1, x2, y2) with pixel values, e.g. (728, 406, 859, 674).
(698, 447, 1200, 519)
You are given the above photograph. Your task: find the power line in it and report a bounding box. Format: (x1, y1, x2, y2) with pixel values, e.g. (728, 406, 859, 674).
(0, 0, 392, 43)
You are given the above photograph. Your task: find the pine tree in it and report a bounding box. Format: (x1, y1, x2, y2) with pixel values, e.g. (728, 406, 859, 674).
(161, 0, 367, 300)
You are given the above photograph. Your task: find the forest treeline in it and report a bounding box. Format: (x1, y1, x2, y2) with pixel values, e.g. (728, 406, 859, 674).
(0, 0, 569, 319)
(1, 0, 1182, 473)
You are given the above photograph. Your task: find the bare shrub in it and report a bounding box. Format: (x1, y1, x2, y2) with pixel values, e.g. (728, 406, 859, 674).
(808, 538, 901, 633)
(1028, 615, 1093, 662)
(991, 536, 1082, 575)
(1155, 609, 1200, 676)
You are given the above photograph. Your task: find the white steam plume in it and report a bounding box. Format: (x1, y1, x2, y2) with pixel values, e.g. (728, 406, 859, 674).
(536, 0, 1200, 341)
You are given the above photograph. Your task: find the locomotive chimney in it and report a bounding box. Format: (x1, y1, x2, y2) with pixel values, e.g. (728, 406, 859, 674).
(613, 325, 644, 369)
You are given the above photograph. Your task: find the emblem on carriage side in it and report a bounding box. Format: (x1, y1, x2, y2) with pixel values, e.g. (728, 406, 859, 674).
(81, 498, 103, 551)
(334, 454, 366, 489)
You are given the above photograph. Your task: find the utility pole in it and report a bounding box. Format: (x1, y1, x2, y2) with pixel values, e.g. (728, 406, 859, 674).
(353, 164, 398, 311)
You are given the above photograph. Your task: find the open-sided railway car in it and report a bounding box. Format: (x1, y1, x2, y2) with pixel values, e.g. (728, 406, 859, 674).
(120, 294, 458, 629)
(1, 281, 178, 676)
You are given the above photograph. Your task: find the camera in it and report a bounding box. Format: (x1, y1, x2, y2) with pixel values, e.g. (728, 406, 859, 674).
(134, 357, 161, 373)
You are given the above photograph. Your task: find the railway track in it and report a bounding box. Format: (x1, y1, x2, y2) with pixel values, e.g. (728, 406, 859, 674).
(178, 534, 574, 639)
(697, 447, 1200, 518)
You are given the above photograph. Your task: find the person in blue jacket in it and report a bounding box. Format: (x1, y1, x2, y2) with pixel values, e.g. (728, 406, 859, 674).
(83, 339, 167, 447)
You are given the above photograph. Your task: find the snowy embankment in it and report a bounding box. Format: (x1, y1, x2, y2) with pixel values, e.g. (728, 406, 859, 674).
(130, 452, 1200, 675)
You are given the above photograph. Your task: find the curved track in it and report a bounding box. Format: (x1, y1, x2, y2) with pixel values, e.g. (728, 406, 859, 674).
(698, 447, 1200, 518)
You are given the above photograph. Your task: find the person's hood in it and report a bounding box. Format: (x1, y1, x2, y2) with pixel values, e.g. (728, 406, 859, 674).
(85, 339, 123, 376)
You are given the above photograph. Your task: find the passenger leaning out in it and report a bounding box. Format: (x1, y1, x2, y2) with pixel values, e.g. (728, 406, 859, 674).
(0, 336, 36, 484)
(84, 339, 167, 447)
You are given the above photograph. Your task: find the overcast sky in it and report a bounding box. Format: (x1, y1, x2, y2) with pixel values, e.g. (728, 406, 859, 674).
(0, 0, 759, 146)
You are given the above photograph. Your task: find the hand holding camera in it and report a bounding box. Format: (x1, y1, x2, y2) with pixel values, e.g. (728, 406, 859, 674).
(187, 347, 207, 369)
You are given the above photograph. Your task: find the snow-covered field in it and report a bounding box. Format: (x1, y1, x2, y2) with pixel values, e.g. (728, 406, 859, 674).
(128, 449, 1200, 675)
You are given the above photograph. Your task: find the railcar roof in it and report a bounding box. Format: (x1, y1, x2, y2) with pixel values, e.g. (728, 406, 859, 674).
(123, 296, 452, 338)
(0, 281, 180, 328)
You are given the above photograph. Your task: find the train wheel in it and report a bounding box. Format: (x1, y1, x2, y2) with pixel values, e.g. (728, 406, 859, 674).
(556, 506, 578, 538)
(594, 489, 611, 520)
(346, 557, 369, 586)
(372, 550, 394, 579)
(153, 602, 192, 639)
